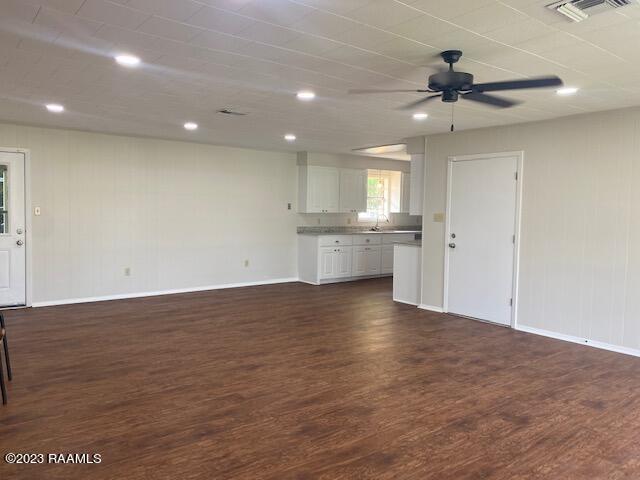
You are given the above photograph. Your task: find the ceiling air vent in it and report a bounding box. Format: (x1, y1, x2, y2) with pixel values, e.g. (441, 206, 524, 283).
(547, 0, 637, 22)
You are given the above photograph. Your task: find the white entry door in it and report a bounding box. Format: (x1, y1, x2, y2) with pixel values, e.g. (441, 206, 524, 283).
(445, 153, 520, 326)
(0, 151, 26, 306)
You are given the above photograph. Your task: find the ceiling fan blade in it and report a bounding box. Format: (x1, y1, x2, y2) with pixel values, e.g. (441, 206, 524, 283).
(398, 94, 441, 110)
(348, 89, 430, 94)
(472, 76, 563, 92)
(463, 92, 520, 108)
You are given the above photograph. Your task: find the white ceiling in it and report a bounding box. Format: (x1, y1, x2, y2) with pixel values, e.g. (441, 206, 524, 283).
(1, 0, 640, 154)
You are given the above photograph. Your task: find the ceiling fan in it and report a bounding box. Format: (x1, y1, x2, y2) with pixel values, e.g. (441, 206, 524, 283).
(349, 50, 563, 113)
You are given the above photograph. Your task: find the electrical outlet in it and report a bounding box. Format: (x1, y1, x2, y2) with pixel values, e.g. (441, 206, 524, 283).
(124, 267, 131, 276)
(244, 260, 249, 267)
(287, 203, 291, 210)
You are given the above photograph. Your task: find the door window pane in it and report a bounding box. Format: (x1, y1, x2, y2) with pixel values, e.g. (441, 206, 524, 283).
(0, 166, 7, 234)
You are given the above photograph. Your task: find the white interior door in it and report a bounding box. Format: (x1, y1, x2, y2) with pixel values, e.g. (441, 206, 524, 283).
(446, 154, 519, 326)
(0, 151, 26, 306)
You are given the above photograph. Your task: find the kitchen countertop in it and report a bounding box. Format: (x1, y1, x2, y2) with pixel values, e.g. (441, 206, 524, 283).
(394, 239, 422, 247)
(297, 229, 421, 236)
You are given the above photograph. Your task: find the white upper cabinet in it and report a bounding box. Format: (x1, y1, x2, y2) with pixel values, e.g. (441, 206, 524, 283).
(401, 172, 411, 213)
(409, 154, 424, 216)
(299, 166, 366, 214)
(339, 168, 367, 213)
(299, 166, 340, 213)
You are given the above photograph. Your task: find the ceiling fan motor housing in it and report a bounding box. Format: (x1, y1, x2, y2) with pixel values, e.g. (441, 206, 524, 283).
(442, 90, 459, 103)
(428, 71, 474, 92)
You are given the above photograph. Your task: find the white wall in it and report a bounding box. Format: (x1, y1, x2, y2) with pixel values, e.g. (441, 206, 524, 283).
(422, 107, 640, 351)
(0, 123, 300, 304)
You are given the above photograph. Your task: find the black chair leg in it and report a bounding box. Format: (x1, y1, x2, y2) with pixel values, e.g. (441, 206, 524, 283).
(0, 350, 6, 405)
(0, 314, 9, 381)
(2, 332, 10, 382)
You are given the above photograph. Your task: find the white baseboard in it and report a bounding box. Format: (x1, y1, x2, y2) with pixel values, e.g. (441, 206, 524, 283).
(418, 304, 444, 313)
(394, 298, 419, 306)
(32, 277, 300, 308)
(516, 325, 640, 359)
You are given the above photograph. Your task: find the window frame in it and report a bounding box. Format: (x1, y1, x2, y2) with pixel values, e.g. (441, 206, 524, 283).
(358, 170, 392, 223)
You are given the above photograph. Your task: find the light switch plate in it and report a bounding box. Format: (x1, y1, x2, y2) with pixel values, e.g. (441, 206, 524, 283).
(34, 207, 41, 216)
(433, 212, 445, 223)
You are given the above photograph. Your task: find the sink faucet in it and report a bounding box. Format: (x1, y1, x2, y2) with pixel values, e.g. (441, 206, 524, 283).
(370, 213, 389, 232)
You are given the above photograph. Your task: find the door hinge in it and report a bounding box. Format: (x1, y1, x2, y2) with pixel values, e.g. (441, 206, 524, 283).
(512, 234, 516, 244)
(509, 298, 513, 306)
(514, 171, 518, 180)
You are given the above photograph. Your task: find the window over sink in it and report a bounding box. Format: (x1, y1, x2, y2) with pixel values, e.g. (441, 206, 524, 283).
(358, 170, 403, 222)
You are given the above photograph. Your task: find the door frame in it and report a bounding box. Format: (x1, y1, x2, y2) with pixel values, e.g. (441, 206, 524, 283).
(0, 148, 32, 308)
(442, 151, 524, 328)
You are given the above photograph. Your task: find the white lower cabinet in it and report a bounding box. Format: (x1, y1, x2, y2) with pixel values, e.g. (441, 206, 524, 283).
(319, 247, 353, 279)
(381, 245, 394, 274)
(319, 247, 335, 278)
(352, 246, 381, 277)
(335, 248, 352, 277)
(298, 233, 418, 284)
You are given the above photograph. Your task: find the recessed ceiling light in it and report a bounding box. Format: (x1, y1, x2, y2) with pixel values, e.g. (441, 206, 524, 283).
(184, 122, 198, 131)
(413, 112, 428, 120)
(45, 103, 64, 113)
(557, 87, 578, 96)
(296, 91, 316, 101)
(284, 134, 296, 142)
(115, 54, 141, 67)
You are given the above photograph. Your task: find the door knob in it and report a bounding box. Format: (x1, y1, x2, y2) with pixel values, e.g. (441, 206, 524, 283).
(16, 240, 24, 246)
(448, 243, 456, 249)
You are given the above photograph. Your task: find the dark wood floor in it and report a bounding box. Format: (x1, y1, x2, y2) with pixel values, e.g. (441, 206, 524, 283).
(1, 278, 639, 479)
